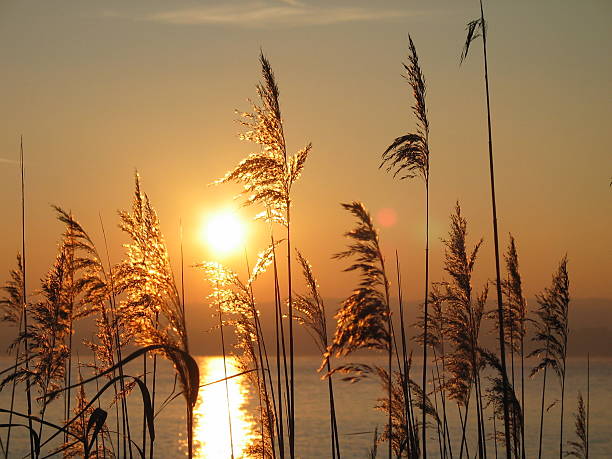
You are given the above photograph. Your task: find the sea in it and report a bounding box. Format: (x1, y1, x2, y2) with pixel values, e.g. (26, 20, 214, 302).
(0, 355, 609, 458)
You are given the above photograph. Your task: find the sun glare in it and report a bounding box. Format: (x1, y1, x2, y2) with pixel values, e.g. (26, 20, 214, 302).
(193, 357, 255, 458)
(204, 211, 245, 255)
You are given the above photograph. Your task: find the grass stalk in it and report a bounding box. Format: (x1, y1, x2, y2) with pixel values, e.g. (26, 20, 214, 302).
(460, 5, 512, 455)
(19, 137, 35, 457)
(216, 281, 235, 459)
(99, 215, 132, 459)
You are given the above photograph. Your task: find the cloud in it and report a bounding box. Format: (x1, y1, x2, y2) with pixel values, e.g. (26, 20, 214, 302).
(139, 1, 413, 27)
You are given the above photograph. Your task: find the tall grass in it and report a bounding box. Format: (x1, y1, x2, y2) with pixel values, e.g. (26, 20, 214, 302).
(219, 52, 311, 459)
(293, 250, 340, 458)
(500, 235, 528, 458)
(380, 35, 431, 456)
(0, 38, 600, 459)
(325, 201, 394, 457)
(565, 392, 587, 458)
(460, 3, 513, 455)
(434, 203, 488, 458)
(530, 257, 570, 459)
(115, 173, 198, 458)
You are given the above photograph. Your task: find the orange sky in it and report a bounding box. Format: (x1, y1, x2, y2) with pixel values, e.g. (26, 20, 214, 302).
(1, 0, 611, 311)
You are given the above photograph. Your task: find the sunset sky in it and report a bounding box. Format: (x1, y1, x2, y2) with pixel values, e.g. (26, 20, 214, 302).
(1, 0, 610, 313)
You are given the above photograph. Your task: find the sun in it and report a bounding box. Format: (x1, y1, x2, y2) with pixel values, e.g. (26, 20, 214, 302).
(203, 211, 245, 255)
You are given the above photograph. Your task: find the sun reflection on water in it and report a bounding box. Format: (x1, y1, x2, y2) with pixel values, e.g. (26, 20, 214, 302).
(193, 356, 255, 458)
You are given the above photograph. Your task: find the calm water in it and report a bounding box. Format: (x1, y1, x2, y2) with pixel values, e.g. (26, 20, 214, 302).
(0, 356, 609, 458)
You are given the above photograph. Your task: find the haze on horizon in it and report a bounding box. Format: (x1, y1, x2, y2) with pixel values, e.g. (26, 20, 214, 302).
(1, 0, 610, 317)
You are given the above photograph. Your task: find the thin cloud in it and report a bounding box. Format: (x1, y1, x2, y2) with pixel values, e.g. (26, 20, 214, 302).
(141, 1, 413, 27)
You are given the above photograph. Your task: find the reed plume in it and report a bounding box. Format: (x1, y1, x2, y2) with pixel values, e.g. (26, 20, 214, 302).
(6, 246, 73, 401)
(460, 3, 513, 454)
(326, 201, 393, 457)
(0, 255, 24, 325)
(500, 235, 527, 457)
(565, 393, 587, 458)
(219, 51, 311, 457)
(529, 256, 570, 459)
(435, 203, 488, 458)
(116, 173, 198, 458)
(53, 206, 129, 457)
(380, 33, 431, 456)
(293, 250, 340, 458)
(416, 285, 453, 458)
(0, 254, 25, 456)
(480, 348, 523, 458)
(198, 246, 278, 458)
(376, 368, 433, 459)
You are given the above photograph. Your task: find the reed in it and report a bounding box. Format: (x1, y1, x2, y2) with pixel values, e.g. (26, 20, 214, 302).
(54, 206, 128, 457)
(115, 173, 198, 458)
(396, 253, 419, 458)
(293, 250, 340, 458)
(460, 3, 513, 454)
(434, 203, 488, 458)
(500, 235, 527, 457)
(529, 257, 570, 459)
(380, 34, 431, 456)
(325, 201, 393, 457)
(565, 393, 587, 458)
(0, 254, 25, 457)
(219, 52, 312, 458)
(198, 246, 279, 458)
(417, 285, 452, 458)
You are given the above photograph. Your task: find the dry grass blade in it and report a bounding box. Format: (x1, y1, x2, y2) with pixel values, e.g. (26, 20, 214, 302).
(0, 423, 40, 456)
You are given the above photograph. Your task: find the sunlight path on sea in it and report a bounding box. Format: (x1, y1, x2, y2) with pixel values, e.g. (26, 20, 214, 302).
(193, 356, 255, 458)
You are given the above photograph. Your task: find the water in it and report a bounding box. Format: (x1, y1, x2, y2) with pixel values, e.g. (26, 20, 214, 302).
(0, 356, 609, 458)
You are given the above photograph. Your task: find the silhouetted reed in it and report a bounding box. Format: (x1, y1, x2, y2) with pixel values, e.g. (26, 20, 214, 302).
(434, 203, 488, 458)
(0, 254, 25, 456)
(293, 250, 340, 458)
(565, 393, 587, 458)
(530, 257, 570, 459)
(460, 2, 513, 454)
(380, 34, 431, 456)
(500, 235, 528, 457)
